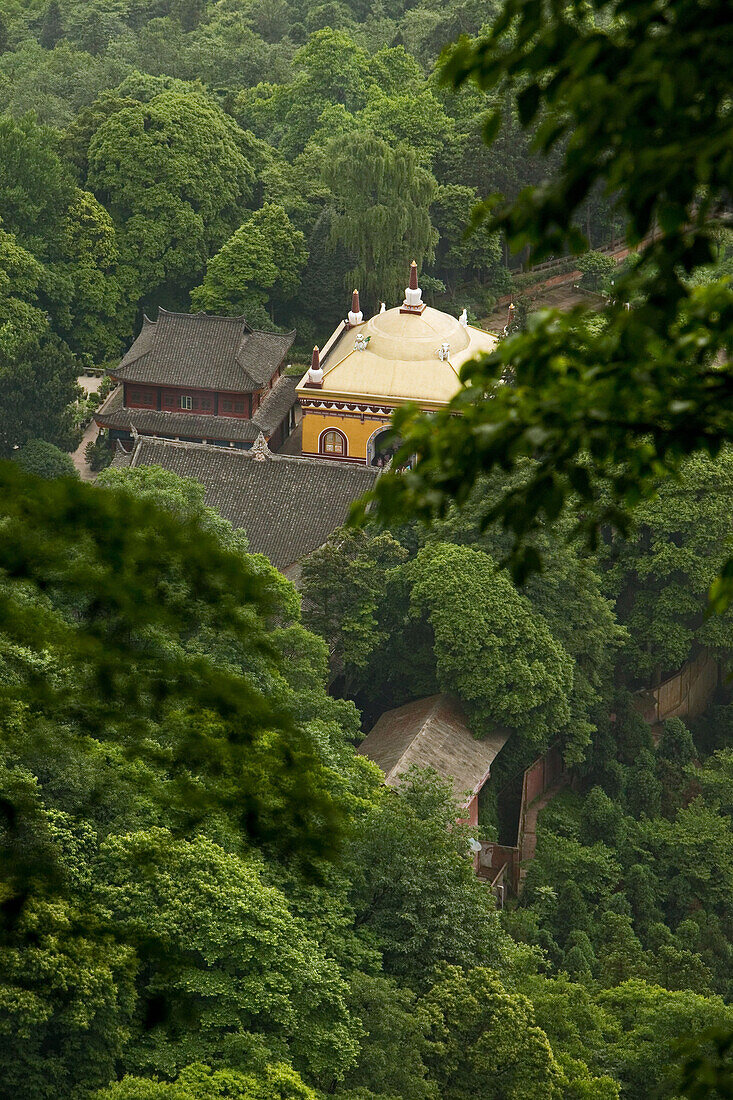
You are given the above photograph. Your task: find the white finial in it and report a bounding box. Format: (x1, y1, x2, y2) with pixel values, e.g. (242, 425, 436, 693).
(348, 289, 363, 327)
(379, 302, 386, 313)
(437, 342, 450, 361)
(459, 308, 468, 327)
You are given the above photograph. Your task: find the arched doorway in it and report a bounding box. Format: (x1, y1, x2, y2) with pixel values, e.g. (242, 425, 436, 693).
(367, 426, 395, 467)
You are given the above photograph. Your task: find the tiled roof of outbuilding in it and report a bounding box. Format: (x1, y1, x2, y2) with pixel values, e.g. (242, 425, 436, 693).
(117, 436, 380, 570)
(95, 385, 262, 443)
(113, 309, 295, 392)
(358, 694, 509, 803)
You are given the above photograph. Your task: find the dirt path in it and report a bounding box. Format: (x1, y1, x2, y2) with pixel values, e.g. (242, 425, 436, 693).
(71, 419, 99, 481)
(70, 374, 104, 481)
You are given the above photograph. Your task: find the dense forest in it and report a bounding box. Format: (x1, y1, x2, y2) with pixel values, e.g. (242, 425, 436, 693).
(0, 0, 628, 454)
(2, 0, 733, 1097)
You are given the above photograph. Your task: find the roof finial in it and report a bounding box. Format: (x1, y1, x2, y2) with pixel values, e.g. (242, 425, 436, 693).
(306, 345, 323, 387)
(379, 301, 386, 313)
(348, 289, 363, 327)
(459, 307, 468, 327)
(250, 431, 272, 461)
(401, 259, 425, 314)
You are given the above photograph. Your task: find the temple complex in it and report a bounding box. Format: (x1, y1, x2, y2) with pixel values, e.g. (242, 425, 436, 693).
(296, 262, 498, 465)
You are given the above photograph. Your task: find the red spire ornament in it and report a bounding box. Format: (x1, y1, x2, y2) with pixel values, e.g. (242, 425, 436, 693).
(348, 289, 363, 326)
(401, 259, 425, 314)
(306, 345, 323, 387)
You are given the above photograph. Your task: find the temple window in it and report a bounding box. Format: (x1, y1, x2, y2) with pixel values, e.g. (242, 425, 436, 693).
(320, 429, 347, 456)
(179, 395, 193, 410)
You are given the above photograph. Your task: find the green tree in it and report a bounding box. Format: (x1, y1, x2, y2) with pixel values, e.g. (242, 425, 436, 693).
(695, 749, 733, 816)
(359, 86, 453, 165)
(55, 188, 129, 360)
(0, 464, 347, 910)
(346, 771, 510, 986)
(323, 132, 438, 308)
(656, 717, 697, 817)
(431, 183, 503, 282)
(422, 966, 563, 1100)
(96, 1062, 321, 1099)
(598, 981, 733, 1099)
(39, 0, 64, 49)
(87, 89, 257, 305)
(98, 831, 359, 1083)
(604, 450, 733, 681)
(172, 0, 207, 32)
(190, 204, 307, 326)
(12, 438, 79, 480)
(625, 750, 663, 820)
(340, 973, 437, 1100)
(293, 28, 372, 114)
(1, 894, 136, 1095)
(300, 527, 408, 687)
(0, 331, 79, 456)
(407, 542, 575, 755)
(581, 787, 624, 847)
(576, 252, 616, 294)
(595, 911, 649, 988)
(0, 114, 75, 258)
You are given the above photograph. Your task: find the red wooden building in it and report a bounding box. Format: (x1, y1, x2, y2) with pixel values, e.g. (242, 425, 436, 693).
(95, 309, 297, 451)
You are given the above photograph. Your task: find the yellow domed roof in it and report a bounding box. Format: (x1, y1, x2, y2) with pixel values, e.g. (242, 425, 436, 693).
(298, 304, 498, 408)
(363, 306, 471, 363)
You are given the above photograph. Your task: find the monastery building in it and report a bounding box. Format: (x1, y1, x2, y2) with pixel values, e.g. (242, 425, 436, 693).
(297, 261, 498, 465)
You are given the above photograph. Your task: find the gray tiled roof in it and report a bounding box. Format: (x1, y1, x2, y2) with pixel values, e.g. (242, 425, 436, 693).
(358, 694, 509, 803)
(252, 375, 298, 434)
(113, 309, 295, 392)
(95, 385, 261, 443)
(120, 436, 380, 570)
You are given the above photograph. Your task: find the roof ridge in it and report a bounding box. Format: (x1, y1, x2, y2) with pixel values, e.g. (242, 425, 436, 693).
(157, 307, 250, 324)
(136, 435, 376, 472)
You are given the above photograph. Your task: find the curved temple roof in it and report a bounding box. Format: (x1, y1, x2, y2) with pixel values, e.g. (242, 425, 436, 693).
(114, 308, 296, 393)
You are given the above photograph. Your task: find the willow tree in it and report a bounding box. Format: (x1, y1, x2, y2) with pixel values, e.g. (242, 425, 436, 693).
(323, 132, 438, 308)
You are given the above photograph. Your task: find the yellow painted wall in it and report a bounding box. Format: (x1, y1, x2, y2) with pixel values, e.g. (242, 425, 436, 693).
(301, 408, 392, 462)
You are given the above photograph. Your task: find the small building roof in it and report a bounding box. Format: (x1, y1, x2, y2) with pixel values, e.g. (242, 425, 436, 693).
(297, 304, 497, 409)
(358, 694, 508, 803)
(112, 435, 380, 571)
(113, 309, 295, 393)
